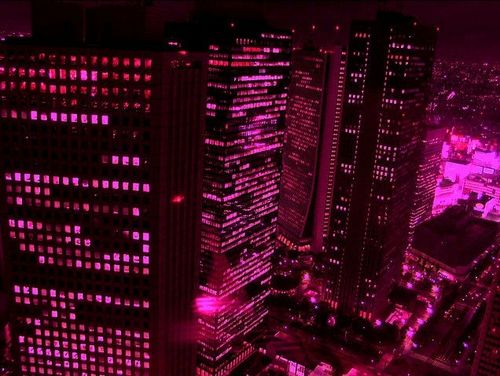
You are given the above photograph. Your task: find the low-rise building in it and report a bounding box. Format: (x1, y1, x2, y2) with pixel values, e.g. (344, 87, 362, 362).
(406, 206, 498, 283)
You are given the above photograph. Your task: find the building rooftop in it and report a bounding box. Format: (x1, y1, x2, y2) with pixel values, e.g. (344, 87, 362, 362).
(412, 206, 498, 268)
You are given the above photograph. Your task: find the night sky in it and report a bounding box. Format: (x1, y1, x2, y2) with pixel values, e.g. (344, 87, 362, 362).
(1, 0, 500, 62)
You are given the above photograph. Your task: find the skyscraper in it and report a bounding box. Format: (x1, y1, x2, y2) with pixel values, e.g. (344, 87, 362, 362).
(326, 12, 437, 320)
(277, 45, 346, 254)
(0, 3, 206, 375)
(408, 125, 446, 243)
(196, 20, 291, 376)
(472, 261, 500, 376)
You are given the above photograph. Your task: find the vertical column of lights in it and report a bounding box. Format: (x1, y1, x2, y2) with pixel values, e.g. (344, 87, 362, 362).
(198, 30, 290, 375)
(0, 48, 154, 375)
(326, 30, 370, 310)
(321, 50, 347, 246)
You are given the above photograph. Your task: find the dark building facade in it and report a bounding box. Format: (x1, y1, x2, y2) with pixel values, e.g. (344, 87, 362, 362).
(0, 3, 206, 375)
(407, 125, 446, 243)
(197, 21, 291, 376)
(325, 12, 437, 320)
(277, 46, 346, 254)
(472, 261, 500, 376)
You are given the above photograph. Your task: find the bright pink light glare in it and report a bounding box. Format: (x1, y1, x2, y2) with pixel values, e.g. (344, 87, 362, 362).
(195, 296, 222, 316)
(171, 194, 185, 204)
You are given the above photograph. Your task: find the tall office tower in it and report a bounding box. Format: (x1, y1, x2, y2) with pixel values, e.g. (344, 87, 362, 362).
(325, 12, 437, 320)
(0, 3, 206, 375)
(277, 46, 346, 254)
(472, 262, 500, 376)
(407, 125, 446, 243)
(196, 20, 291, 376)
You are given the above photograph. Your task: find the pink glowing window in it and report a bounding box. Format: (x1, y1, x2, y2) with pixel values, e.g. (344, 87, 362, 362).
(70, 114, 78, 123)
(112, 156, 119, 164)
(91, 71, 98, 81)
(69, 70, 77, 80)
(112, 57, 119, 67)
(48, 69, 56, 79)
(49, 84, 56, 94)
(91, 114, 98, 124)
(61, 113, 68, 122)
(145, 58, 152, 69)
(60, 85, 67, 94)
(101, 115, 109, 125)
(132, 157, 140, 166)
(122, 156, 129, 165)
(143, 184, 150, 193)
(30, 110, 38, 120)
(80, 70, 88, 80)
(123, 57, 130, 67)
(134, 58, 141, 68)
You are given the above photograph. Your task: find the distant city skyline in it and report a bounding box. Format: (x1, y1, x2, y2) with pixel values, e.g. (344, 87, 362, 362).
(1, 1, 500, 62)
